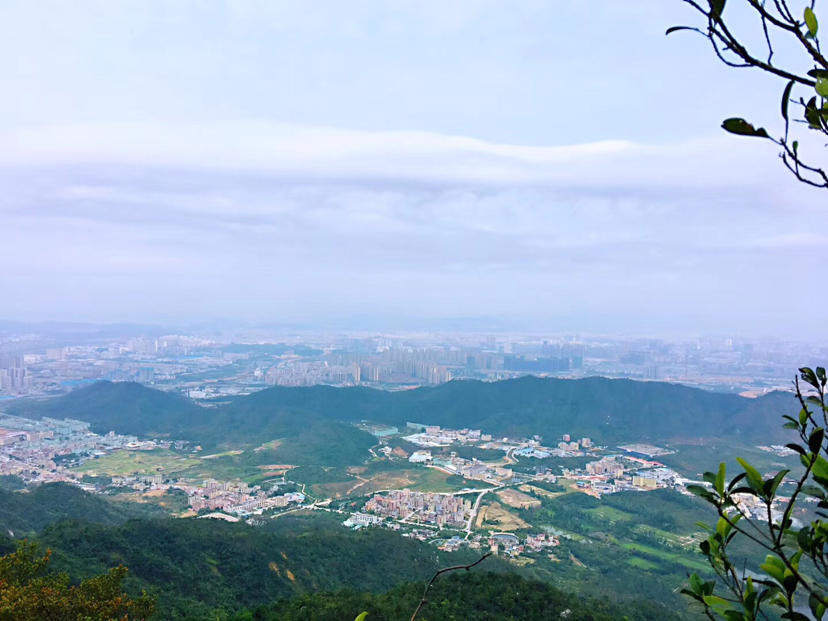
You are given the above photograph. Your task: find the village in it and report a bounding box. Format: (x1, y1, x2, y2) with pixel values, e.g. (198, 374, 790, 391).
(0, 411, 777, 561)
(0, 414, 305, 518)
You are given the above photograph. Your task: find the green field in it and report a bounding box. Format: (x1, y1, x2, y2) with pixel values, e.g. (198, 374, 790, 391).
(660, 441, 801, 480)
(632, 524, 705, 549)
(627, 556, 660, 571)
(621, 542, 709, 572)
(586, 505, 634, 525)
(73, 449, 201, 477)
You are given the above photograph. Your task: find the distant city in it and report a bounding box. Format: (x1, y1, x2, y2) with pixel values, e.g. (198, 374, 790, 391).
(1, 322, 826, 400)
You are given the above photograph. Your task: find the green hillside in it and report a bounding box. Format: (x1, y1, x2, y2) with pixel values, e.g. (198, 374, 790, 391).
(15, 509, 699, 620)
(39, 515, 488, 618)
(0, 483, 703, 619)
(0, 483, 165, 537)
(7, 381, 205, 438)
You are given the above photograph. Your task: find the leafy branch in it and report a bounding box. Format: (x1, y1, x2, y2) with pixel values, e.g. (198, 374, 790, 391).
(669, 0, 828, 188)
(684, 366, 828, 620)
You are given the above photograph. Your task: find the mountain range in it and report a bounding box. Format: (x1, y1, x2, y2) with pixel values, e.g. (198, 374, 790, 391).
(6, 376, 794, 448)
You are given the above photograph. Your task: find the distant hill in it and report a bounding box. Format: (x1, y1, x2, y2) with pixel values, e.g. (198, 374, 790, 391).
(6, 376, 795, 448)
(6, 381, 205, 438)
(0, 483, 165, 537)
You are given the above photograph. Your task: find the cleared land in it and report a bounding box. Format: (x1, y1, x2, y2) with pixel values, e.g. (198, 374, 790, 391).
(496, 488, 541, 509)
(519, 484, 561, 499)
(313, 466, 489, 499)
(586, 506, 634, 525)
(627, 557, 660, 571)
(73, 449, 200, 477)
(478, 501, 529, 531)
(621, 542, 709, 572)
(632, 524, 706, 549)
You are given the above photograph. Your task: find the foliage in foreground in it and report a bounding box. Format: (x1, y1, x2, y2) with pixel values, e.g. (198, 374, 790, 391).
(685, 367, 828, 619)
(0, 540, 154, 620)
(671, 0, 827, 188)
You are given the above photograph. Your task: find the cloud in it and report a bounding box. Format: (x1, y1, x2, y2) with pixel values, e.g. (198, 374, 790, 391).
(0, 121, 825, 334)
(0, 121, 786, 190)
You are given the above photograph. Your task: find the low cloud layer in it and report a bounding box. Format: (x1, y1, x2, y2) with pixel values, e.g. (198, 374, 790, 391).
(2, 122, 825, 336)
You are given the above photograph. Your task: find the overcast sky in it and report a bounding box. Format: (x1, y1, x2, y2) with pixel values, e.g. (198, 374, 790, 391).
(2, 1, 826, 337)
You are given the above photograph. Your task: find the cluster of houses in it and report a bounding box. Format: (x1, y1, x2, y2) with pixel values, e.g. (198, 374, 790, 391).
(364, 489, 472, 527)
(403, 424, 493, 447)
(567, 454, 682, 497)
(0, 414, 161, 484)
(489, 531, 561, 557)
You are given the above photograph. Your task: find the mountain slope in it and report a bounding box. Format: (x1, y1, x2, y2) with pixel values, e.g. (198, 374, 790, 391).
(6, 381, 206, 437)
(0, 483, 165, 537)
(243, 571, 686, 621)
(40, 515, 485, 618)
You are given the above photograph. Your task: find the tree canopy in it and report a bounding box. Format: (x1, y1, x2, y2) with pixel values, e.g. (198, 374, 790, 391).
(0, 540, 154, 620)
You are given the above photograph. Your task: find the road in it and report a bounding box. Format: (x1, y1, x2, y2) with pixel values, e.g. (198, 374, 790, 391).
(464, 485, 502, 538)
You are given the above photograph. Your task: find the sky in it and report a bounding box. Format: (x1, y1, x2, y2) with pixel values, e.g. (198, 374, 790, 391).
(2, 1, 826, 337)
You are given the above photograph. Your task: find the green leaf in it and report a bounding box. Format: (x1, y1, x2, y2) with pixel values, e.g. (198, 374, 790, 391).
(785, 443, 806, 455)
(809, 592, 826, 620)
(722, 117, 770, 138)
(801, 367, 820, 390)
(805, 7, 819, 38)
(798, 526, 813, 551)
(666, 26, 698, 36)
(709, 0, 726, 18)
(812, 455, 828, 481)
(764, 469, 789, 498)
(727, 472, 746, 491)
(703, 594, 736, 616)
(737, 457, 764, 495)
(811, 428, 825, 454)
(817, 79, 828, 98)
(355, 613, 369, 621)
(804, 97, 823, 128)
(687, 484, 717, 503)
(715, 462, 726, 495)
(760, 555, 787, 583)
(716, 516, 733, 539)
(782, 80, 795, 120)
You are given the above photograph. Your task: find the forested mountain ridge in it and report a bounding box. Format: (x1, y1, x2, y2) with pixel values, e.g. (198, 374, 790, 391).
(7, 376, 793, 446)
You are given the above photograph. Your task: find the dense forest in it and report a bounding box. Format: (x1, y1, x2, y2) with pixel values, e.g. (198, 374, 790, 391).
(0, 483, 702, 619)
(236, 571, 681, 620)
(0, 481, 165, 537)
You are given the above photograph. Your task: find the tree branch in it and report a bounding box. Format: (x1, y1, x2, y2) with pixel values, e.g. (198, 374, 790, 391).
(410, 553, 491, 621)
